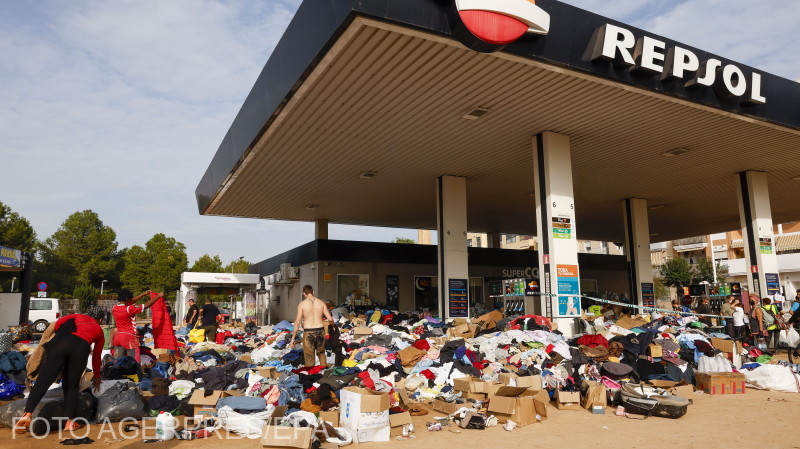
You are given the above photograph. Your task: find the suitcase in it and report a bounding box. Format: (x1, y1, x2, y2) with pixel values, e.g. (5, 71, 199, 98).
(620, 383, 690, 419)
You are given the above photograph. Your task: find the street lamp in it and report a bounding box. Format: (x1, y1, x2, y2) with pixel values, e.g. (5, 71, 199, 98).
(10, 276, 16, 292)
(100, 279, 108, 295)
(232, 256, 244, 273)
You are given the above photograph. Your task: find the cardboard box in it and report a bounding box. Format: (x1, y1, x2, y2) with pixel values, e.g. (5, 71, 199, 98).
(261, 424, 313, 449)
(463, 392, 488, 402)
(453, 377, 486, 393)
(189, 390, 241, 419)
(711, 338, 741, 354)
(554, 390, 581, 411)
(695, 372, 746, 395)
(648, 344, 663, 358)
(389, 412, 412, 437)
(350, 426, 390, 444)
(580, 381, 607, 410)
(484, 382, 505, 397)
(353, 326, 373, 336)
(152, 348, 170, 357)
(498, 373, 542, 390)
(432, 399, 473, 415)
(257, 366, 279, 379)
(319, 410, 340, 427)
(239, 354, 252, 364)
(474, 310, 504, 330)
(487, 387, 548, 427)
(447, 324, 477, 339)
(671, 384, 695, 399)
(339, 387, 390, 428)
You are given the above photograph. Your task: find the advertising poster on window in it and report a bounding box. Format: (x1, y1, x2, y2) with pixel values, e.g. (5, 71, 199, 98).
(244, 291, 257, 322)
(448, 278, 469, 318)
(386, 275, 399, 309)
(765, 273, 781, 296)
(556, 265, 581, 317)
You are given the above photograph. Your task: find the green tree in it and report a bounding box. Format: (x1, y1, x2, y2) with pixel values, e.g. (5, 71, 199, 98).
(121, 233, 189, 296)
(191, 254, 224, 272)
(695, 258, 715, 284)
(0, 201, 37, 252)
(37, 210, 119, 294)
(715, 261, 729, 285)
(73, 283, 99, 312)
(392, 237, 416, 244)
(224, 258, 251, 274)
(660, 258, 696, 299)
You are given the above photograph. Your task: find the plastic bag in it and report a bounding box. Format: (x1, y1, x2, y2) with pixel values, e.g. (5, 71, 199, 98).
(779, 328, 800, 348)
(217, 405, 275, 439)
(0, 378, 23, 400)
(697, 354, 732, 373)
(189, 327, 205, 344)
(95, 381, 145, 422)
(0, 389, 95, 436)
(744, 365, 800, 393)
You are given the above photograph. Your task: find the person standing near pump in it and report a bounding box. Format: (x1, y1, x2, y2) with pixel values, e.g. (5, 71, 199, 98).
(761, 297, 780, 349)
(291, 285, 333, 367)
(14, 307, 106, 433)
(732, 299, 746, 341)
(183, 298, 199, 327)
(721, 295, 735, 338)
(198, 298, 221, 343)
(112, 290, 162, 362)
(771, 290, 785, 312)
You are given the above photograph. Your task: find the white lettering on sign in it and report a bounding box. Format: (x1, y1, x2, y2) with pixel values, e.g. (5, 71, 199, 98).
(588, 24, 766, 104)
(501, 267, 540, 279)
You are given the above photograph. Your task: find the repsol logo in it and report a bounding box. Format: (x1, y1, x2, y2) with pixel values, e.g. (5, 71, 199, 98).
(502, 267, 539, 279)
(588, 24, 766, 105)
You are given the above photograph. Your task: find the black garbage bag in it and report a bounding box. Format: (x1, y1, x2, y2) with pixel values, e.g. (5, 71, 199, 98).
(0, 388, 96, 436)
(95, 382, 144, 422)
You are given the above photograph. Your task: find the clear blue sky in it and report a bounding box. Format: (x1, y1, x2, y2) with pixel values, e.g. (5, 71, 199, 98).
(1, 0, 797, 265)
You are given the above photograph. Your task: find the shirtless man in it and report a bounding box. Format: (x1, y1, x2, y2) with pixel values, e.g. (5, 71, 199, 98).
(290, 285, 333, 367)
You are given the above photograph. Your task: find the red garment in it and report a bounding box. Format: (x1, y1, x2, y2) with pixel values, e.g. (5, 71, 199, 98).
(577, 334, 609, 348)
(112, 304, 143, 336)
(150, 293, 178, 350)
(357, 371, 375, 389)
(215, 332, 225, 344)
(293, 365, 325, 375)
(412, 339, 430, 351)
(419, 369, 435, 380)
(55, 314, 105, 375)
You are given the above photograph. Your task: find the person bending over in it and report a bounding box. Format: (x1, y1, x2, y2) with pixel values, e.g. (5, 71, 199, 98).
(14, 307, 106, 433)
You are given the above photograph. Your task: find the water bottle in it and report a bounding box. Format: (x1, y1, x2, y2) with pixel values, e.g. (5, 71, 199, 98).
(155, 411, 176, 441)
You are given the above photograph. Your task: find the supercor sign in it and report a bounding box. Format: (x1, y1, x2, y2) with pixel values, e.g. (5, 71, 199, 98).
(588, 24, 766, 105)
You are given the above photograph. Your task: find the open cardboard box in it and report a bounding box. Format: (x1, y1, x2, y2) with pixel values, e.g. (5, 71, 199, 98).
(432, 399, 474, 415)
(453, 377, 487, 394)
(389, 412, 413, 437)
(554, 390, 581, 411)
(580, 380, 607, 410)
(711, 338, 742, 354)
(498, 373, 542, 391)
(487, 386, 548, 427)
(189, 390, 243, 419)
(319, 410, 340, 427)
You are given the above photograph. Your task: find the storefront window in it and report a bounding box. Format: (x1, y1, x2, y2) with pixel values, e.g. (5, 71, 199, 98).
(414, 276, 438, 313)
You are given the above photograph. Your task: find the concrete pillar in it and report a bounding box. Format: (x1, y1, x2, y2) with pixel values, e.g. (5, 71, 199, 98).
(736, 171, 779, 298)
(315, 219, 329, 240)
(487, 232, 502, 249)
(533, 132, 581, 335)
(436, 176, 470, 319)
(623, 198, 655, 310)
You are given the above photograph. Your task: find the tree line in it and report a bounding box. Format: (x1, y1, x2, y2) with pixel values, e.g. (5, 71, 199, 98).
(0, 201, 250, 300)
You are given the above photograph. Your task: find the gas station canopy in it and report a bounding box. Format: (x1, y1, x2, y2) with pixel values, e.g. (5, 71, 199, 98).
(196, 0, 800, 243)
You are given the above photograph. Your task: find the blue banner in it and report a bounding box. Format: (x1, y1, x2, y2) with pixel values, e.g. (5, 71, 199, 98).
(0, 246, 21, 268)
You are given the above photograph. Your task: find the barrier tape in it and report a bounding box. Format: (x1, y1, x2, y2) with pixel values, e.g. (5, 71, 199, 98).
(516, 292, 729, 320)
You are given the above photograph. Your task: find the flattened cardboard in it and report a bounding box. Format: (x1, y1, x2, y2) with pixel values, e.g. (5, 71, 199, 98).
(353, 326, 373, 336)
(260, 424, 313, 448)
(257, 366, 279, 379)
(239, 354, 252, 363)
(389, 411, 412, 435)
(350, 425, 390, 444)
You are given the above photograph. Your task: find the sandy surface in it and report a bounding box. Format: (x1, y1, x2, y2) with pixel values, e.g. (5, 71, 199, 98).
(3, 387, 800, 449)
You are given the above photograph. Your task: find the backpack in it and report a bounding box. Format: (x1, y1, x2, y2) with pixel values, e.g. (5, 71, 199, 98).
(761, 306, 776, 327)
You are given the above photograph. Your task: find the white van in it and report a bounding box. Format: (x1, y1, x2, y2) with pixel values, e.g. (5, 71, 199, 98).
(29, 298, 60, 332)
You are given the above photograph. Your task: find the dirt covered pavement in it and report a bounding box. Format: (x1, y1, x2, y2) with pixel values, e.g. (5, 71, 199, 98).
(4, 388, 800, 449)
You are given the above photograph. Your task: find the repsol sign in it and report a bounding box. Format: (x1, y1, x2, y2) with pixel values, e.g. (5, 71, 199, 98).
(588, 24, 766, 105)
(502, 267, 540, 279)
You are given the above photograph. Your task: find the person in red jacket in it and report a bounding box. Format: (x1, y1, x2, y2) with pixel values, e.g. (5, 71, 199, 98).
(112, 290, 161, 361)
(14, 307, 106, 433)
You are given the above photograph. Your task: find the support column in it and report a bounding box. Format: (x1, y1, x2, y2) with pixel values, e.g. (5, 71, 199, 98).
(736, 171, 779, 298)
(533, 132, 581, 335)
(487, 232, 502, 249)
(436, 176, 469, 319)
(623, 198, 655, 310)
(315, 219, 329, 240)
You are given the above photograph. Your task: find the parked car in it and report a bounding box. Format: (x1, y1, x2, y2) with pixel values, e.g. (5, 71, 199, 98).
(29, 297, 60, 333)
